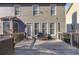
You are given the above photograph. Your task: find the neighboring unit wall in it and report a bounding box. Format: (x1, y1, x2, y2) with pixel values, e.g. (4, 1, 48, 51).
(66, 3, 79, 32)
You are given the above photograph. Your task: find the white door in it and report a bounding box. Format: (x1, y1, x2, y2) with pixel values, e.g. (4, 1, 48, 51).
(26, 23, 32, 36)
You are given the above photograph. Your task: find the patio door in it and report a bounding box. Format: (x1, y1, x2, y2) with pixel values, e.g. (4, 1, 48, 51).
(49, 23, 56, 36)
(13, 21, 19, 33)
(26, 23, 32, 36)
(42, 23, 47, 33)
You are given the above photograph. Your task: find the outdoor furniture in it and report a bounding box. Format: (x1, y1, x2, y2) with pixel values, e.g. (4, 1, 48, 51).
(36, 32, 53, 40)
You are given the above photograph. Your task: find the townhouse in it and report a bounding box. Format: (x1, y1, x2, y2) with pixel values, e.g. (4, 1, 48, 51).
(0, 3, 65, 39)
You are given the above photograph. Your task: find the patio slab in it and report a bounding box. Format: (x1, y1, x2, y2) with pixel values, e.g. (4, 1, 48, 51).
(14, 39, 79, 55)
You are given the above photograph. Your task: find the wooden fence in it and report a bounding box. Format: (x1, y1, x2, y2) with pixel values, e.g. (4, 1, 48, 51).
(58, 32, 79, 48)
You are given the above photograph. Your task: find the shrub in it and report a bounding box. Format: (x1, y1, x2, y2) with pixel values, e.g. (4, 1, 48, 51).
(63, 33, 70, 44)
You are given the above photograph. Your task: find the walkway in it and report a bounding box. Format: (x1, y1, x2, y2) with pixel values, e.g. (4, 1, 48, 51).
(14, 39, 79, 55)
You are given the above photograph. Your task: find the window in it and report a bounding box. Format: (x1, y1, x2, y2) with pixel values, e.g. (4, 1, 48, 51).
(71, 24, 75, 31)
(50, 23, 54, 34)
(58, 23, 60, 32)
(51, 4, 56, 16)
(33, 5, 39, 16)
(42, 23, 47, 33)
(3, 21, 10, 34)
(15, 5, 20, 15)
(35, 23, 39, 35)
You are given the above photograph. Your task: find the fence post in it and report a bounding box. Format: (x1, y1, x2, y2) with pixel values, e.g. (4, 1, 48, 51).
(70, 33, 73, 46)
(76, 34, 78, 48)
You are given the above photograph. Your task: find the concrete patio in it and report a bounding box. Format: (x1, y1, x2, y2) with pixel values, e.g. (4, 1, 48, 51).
(14, 39, 79, 55)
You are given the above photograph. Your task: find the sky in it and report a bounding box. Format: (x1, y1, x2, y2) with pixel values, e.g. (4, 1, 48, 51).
(65, 3, 71, 11)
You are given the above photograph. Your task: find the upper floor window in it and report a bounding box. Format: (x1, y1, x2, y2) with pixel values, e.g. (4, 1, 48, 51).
(50, 4, 56, 16)
(15, 5, 20, 16)
(33, 5, 39, 16)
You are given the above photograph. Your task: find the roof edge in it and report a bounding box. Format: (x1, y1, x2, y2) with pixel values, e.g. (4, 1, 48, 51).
(66, 3, 73, 14)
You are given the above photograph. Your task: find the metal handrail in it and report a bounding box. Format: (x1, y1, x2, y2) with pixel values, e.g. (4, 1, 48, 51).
(29, 36, 37, 49)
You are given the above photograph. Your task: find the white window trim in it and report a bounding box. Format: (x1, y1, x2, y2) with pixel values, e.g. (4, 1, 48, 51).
(47, 23, 49, 34)
(32, 4, 39, 16)
(30, 23, 32, 36)
(50, 4, 56, 16)
(39, 22, 41, 32)
(14, 5, 20, 16)
(54, 23, 56, 36)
